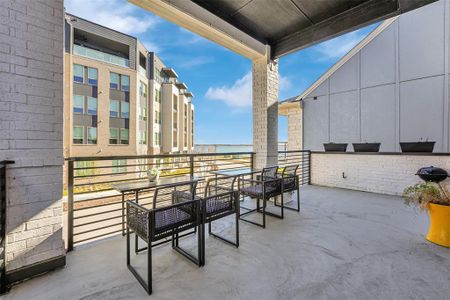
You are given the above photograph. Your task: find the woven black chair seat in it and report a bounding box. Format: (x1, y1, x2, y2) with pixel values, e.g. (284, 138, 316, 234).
(240, 184, 279, 198)
(205, 197, 232, 215)
(154, 207, 194, 235)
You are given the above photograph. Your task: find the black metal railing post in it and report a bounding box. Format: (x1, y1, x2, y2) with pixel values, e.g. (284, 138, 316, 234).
(189, 155, 194, 177)
(250, 153, 255, 171)
(308, 150, 311, 185)
(0, 160, 14, 294)
(67, 160, 74, 252)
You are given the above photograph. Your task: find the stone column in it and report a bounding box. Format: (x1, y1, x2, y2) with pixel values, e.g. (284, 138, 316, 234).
(252, 55, 279, 169)
(287, 106, 302, 150)
(0, 0, 65, 281)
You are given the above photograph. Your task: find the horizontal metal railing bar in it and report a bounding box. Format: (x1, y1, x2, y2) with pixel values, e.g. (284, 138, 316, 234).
(72, 160, 191, 171)
(74, 221, 124, 236)
(74, 229, 123, 244)
(73, 166, 191, 179)
(73, 215, 122, 228)
(66, 152, 255, 162)
(73, 207, 123, 219)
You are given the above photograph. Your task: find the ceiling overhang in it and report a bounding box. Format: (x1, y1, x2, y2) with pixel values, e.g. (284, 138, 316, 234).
(130, 0, 438, 59)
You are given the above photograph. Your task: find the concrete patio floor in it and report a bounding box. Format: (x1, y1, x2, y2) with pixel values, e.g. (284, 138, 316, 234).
(3, 185, 450, 300)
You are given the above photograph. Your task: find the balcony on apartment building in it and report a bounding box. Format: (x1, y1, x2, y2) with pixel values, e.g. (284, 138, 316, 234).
(73, 29, 130, 68)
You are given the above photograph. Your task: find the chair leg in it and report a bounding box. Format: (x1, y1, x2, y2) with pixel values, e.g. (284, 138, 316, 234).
(126, 230, 152, 295)
(126, 226, 130, 266)
(172, 229, 202, 267)
(148, 243, 152, 294)
(262, 198, 266, 228)
(208, 216, 239, 248)
(297, 188, 300, 212)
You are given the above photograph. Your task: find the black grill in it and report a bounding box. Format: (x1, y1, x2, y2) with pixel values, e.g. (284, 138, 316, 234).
(416, 166, 449, 183)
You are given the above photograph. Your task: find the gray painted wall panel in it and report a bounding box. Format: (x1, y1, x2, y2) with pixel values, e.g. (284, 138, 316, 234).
(399, 1, 445, 81)
(329, 91, 359, 143)
(302, 0, 450, 153)
(303, 95, 329, 151)
(400, 76, 445, 151)
(329, 56, 358, 93)
(361, 84, 396, 151)
(306, 81, 328, 98)
(360, 25, 396, 88)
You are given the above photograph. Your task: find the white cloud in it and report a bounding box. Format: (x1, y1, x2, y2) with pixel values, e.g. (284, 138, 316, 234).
(178, 56, 214, 68)
(143, 41, 160, 53)
(314, 27, 371, 60)
(65, 0, 158, 35)
(205, 72, 292, 108)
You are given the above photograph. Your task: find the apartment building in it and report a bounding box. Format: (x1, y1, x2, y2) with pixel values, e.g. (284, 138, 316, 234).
(63, 13, 195, 160)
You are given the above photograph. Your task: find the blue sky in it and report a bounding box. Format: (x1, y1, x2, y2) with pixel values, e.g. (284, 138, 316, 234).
(65, 0, 377, 144)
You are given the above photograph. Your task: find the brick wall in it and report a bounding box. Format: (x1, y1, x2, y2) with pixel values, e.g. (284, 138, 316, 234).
(287, 106, 302, 151)
(252, 55, 279, 169)
(311, 153, 450, 195)
(0, 0, 65, 271)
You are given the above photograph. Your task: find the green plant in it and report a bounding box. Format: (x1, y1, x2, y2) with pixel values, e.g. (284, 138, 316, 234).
(403, 182, 450, 211)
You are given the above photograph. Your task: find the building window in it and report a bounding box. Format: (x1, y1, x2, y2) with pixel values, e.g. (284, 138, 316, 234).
(73, 95, 84, 114)
(74, 64, 84, 83)
(154, 110, 160, 124)
(120, 128, 129, 144)
(140, 107, 147, 121)
(73, 126, 84, 144)
(121, 75, 130, 91)
(75, 161, 96, 177)
(110, 100, 119, 117)
(87, 68, 98, 85)
(154, 132, 160, 146)
(110, 73, 119, 90)
(87, 97, 97, 115)
(140, 81, 147, 97)
(121, 101, 129, 118)
(74, 64, 97, 86)
(87, 127, 97, 144)
(109, 128, 119, 144)
(155, 88, 161, 103)
(139, 131, 147, 144)
(112, 159, 127, 174)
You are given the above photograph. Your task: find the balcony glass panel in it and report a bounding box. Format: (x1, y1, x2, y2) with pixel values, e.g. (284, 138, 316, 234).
(138, 65, 146, 77)
(74, 45, 129, 68)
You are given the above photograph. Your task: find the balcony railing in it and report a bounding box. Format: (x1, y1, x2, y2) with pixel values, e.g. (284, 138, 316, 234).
(0, 160, 13, 294)
(138, 65, 146, 77)
(65, 151, 310, 250)
(73, 45, 130, 68)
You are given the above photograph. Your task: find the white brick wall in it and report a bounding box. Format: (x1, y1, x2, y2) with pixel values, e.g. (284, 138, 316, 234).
(311, 153, 450, 195)
(252, 56, 279, 169)
(0, 0, 64, 271)
(287, 107, 302, 150)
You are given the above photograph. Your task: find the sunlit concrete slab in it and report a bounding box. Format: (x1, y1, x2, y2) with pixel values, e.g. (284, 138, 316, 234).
(4, 186, 450, 300)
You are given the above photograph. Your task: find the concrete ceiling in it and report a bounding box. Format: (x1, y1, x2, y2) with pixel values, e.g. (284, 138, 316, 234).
(190, 0, 437, 58)
(130, 0, 438, 59)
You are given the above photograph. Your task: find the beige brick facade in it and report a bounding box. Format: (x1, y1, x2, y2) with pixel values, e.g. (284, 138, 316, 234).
(252, 55, 279, 169)
(286, 106, 302, 151)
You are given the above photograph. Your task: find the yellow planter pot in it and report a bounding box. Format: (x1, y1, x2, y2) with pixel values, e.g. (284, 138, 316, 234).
(426, 203, 450, 248)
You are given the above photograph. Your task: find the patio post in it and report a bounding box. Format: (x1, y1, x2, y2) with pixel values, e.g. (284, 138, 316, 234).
(252, 52, 279, 169)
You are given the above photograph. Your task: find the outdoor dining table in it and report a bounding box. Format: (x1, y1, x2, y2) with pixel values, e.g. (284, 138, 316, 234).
(112, 175, 202, 236)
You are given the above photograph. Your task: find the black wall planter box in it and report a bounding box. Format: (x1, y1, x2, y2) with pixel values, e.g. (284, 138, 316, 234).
(323, 143, 347, 152)
(352, 143, 381, 152)
(400, 142, 435, 153)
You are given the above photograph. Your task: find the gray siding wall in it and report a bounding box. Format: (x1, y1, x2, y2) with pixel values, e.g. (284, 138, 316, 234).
(303, 0, 450, 152)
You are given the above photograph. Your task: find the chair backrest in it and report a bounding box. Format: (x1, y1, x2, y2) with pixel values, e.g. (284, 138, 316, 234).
(204, 176, 237, 198)
(153, 181, 198, 209)
(261, 166, 278, 180)
(282, 165, 299, 177)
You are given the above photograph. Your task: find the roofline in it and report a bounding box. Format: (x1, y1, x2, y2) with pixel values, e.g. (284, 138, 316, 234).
(65, 12, 138, 41)
(293, 17, 398, 101)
